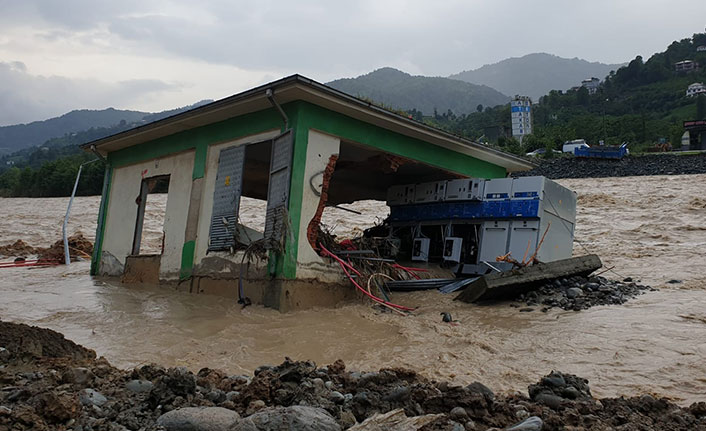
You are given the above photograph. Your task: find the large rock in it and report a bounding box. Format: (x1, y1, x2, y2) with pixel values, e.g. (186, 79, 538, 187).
(156, 407, 240, 431)
(232, 405, 340, 431)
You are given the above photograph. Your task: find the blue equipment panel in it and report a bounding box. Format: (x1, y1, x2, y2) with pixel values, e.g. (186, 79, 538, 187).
(509, 200, 541, 217)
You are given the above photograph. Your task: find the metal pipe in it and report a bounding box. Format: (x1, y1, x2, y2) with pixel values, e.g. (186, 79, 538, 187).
(63, 159, 100, 265)
(265, 88, 289, 130)
(89, 144, 106, 161)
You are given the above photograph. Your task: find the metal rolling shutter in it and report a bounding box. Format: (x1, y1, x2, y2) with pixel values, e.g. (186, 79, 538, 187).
(263, 131, 293, 249)
(207, 145, 245, 252)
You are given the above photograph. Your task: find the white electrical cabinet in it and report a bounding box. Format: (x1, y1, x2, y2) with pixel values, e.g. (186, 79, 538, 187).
(445, 179, 485, 201)
(478, 220, 510, 263)
(412, 238, 430, 261)
(443, 237, 463, 262)
(414, 181, 446, 203)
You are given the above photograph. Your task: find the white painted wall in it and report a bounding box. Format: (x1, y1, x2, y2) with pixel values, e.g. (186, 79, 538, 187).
(101, 150, 195, 279)
(296, 130, 340, 268)
(194, 130, 280, 264)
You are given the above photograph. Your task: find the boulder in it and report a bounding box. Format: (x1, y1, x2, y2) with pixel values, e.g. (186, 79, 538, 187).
(156, 406, 240, 431)
(233, 405, 340, 431)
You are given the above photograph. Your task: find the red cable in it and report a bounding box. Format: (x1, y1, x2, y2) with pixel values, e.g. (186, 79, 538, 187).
(319, 244, 415, 312)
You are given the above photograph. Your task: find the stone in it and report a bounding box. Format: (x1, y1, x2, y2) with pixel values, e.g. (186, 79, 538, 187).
(125, 379, 153, 393)
(449, 406, 469, 421)
(466, 382, 494, 402)
(0, 347, 9, 363)
(246, 399, 266, 416)
(535, 392, 562, 409)
(566, 287, 583, 299)
(233, 405, 340, 431)
(329, 391, 345, 404)
(383, 386, 410, 401)
(340, 410, 357, 428)
(206, 390, 226, 403)
(156, 407, 240, 431)
(79, 388, 107, 407)
(63, 367, 94, 385)
(505, 416, 543, 431)
(226, 391, 240, 401)
(0, 406, 10, 416)
(562, 386, 580, 400)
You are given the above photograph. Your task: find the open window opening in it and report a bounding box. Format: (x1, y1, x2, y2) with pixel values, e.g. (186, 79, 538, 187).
(132, 175, 170, 255)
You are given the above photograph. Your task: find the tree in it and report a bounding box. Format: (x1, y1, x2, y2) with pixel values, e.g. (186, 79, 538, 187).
(697, 94, 706, 121)
(476, 104, 483, 113)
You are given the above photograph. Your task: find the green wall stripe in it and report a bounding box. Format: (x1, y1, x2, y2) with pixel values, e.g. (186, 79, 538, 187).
(179, 240, 196, 280)
(90, 165, 113, 276)
(192, 143, 208, 179)
(107, 108, 287, 168)
(298, 101, 506, 178)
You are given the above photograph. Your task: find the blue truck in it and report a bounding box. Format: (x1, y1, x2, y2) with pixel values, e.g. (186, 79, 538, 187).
(574, 142, 629, 159)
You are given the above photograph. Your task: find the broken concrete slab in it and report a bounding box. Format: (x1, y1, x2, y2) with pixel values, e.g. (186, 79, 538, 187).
(455, 255, 602, 303)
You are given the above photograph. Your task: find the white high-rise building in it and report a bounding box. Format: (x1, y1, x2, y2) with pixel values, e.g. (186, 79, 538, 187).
(511, 95, 532, 140)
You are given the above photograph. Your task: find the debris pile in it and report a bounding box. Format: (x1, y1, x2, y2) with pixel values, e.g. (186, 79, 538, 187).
(0, 233, 93, 264)
(1, 321, 704, 430)
(0, 240, 36, 257)
(513, 275, 656, 312)
(39, 233, 94, 263)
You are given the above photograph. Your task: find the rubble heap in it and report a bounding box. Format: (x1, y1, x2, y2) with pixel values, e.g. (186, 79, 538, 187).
(1, 321, 704, 431)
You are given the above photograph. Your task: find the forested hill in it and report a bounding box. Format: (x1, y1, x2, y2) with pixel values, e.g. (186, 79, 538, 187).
(0, 108, 148, 155)
(0, 101, 213, 155)
(327, 67, 510, 116)
(450, 53, 623, 100)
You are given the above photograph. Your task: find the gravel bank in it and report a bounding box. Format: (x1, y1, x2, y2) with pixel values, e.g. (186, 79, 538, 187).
(1, 321, 704, 431)
(516, 153, 706, 179)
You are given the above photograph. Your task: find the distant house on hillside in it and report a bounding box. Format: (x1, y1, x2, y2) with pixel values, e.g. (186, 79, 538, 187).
(581, 77, 600, 95)
(675, 60, 698, 73)
(697, 45, 706, 52)
(686, 82, 706, 97)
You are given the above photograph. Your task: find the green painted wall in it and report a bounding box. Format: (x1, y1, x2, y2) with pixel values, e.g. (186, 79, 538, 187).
(90, 165, 113, 275)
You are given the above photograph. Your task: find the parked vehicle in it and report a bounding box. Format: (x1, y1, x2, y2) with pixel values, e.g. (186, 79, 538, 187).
(526, 148, 562, 157)
(562, 139, 589, 153)
(574, 142, 629, 159)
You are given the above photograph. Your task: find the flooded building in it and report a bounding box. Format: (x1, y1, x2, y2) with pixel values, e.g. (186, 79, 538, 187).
(83, 75, 533, 310)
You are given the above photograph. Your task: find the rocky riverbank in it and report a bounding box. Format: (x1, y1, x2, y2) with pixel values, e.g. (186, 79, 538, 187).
(516, 153, 706, 179)
(509, 275, 656, 312)
(1, 321, 704, 431)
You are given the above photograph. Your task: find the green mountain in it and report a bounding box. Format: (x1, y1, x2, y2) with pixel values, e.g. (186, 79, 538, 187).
(0, 108, 148, 155)
(450, 53, 624, 100)
(0, 100, 213, 170)
(327, 67, 510, 115)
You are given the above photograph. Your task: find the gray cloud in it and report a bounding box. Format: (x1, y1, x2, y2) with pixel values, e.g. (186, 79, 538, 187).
(0, 61, 175, 125)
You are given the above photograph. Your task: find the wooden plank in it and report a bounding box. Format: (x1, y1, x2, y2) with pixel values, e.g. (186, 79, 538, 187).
(454, 255, 602, 303)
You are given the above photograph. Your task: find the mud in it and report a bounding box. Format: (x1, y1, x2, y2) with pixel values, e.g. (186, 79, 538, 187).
(0, 322, 704, 430)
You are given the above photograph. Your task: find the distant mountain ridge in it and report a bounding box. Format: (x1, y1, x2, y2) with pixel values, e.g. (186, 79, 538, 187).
(450, 53, 625, 100)
(0, 101, 212, 155)
(327, 67, 510, 115)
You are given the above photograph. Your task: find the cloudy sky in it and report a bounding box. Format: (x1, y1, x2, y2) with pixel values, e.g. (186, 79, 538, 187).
(0, 0, 703, 125)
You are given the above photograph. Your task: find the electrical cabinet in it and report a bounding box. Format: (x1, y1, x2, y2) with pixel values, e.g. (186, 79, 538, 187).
(412, 238, 430, 261)
(445, 179, 484, 201)
(478, 220, 510, 263)
(414, 181, 446, 203)
(483, 178, 513, 200)
(386, 184, 415, 206)
(443, 237, 463, 262)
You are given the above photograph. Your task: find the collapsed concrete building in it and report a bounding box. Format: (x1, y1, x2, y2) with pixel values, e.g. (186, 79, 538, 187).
(83, 75, 535, 311)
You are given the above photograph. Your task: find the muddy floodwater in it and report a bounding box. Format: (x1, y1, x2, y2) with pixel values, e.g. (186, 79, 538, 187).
(1, 174, 705, 405)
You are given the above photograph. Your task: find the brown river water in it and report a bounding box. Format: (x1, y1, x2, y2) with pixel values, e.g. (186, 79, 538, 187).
(1, 174, 705, 404)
